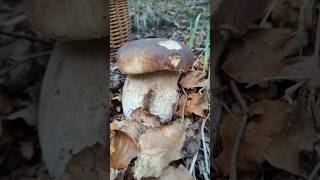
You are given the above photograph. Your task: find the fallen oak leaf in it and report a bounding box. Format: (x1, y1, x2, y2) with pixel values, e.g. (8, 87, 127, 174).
(110, 130, 139, 169)
(263, 94, 318, 177)
(214, 100, 289, 176)
(176, 92, 209, 117)
(112, 107, 161, 142)
(133, 119, 188, 179)
(179, 70, 209, 88)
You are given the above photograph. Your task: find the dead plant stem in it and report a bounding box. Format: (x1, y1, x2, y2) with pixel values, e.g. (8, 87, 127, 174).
(229, 80, 248, 180)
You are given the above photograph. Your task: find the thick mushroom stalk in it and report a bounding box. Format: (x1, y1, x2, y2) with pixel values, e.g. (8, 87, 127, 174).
(116, 38, 194, 122)
(122, 71, 179, 122)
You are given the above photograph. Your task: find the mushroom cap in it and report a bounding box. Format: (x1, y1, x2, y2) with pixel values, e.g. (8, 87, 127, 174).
(116, 38, 194, 74)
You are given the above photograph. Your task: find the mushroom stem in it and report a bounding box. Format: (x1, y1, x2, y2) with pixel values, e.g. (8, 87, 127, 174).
(122, 70, 180, 122)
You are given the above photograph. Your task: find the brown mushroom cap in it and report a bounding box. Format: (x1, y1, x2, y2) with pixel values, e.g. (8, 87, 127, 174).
(116, 38, 194, 74)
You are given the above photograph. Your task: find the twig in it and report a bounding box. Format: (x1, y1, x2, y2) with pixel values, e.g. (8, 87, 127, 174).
(229, 80, 247, 110)
(0, 30, 53, 45)
(198, 161, 209, 180)
(192, 49, 205, 69)
(181, 88, 188, 120)
(201, 113, 210, 173)
(0, 51, 52, 77)
(189, 151, 198, 174)
(307, 162, 320, 180)
(229, 80, 248, 180)
(260, 0, 282, 26)
(221, 101, 239, 123)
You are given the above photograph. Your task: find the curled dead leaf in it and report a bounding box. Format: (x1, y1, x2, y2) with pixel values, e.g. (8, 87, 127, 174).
(112, 108, 161, 142)
(214, 100, 289, 176)
(276, 56, 313, 79)
(110, 130, 139, 169)
(176, 92, 209, 117)
(179, 70, 209, 88)
(133, 120, 188, 179)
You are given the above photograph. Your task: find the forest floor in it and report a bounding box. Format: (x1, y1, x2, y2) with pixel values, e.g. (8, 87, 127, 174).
(212, 0, 320, 179)
(110, 0, 210, 179)
(3, 0, 316, 180)
(0, 0, 54, 179)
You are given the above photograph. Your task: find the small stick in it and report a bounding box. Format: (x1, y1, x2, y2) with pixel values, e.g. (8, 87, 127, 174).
(188, 151, 198, 174)
(0, 30, 53, 45)
(221, 101, 238, 123)
(307, 162, 320, 180)
(201, 113, 210, 173)
(260, 0, 282, 26)
(181, 88, 188, 120)
(229, 80, 249, 180)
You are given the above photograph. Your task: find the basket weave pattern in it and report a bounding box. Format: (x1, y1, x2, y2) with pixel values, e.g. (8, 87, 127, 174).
(110, 0, 130, 59)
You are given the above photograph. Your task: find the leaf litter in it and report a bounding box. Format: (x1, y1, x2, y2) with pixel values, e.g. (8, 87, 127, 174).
(213, 0, 320, 179)
(110, 0, 210, 179)
(0, 0, 55, 179)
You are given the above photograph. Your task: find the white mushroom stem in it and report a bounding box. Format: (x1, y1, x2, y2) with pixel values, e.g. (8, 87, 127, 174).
(122, 70, 180, 122)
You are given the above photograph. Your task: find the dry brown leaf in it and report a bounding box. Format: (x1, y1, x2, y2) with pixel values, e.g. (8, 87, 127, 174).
(113, 108, 161, 142)
(110, 130, 139, 169)
(215, 98, 317, 176)
(222, 28, 292, 84)
(160, 165, 193, 180)
(263, 94, 318, 177)
(214, 100, 289, 176)
(179, 70, 209, 88)
(213, 0, 270, 32)
(133, 120, 188, 179)
(277, 56, 313, 79)
(59, 144, 107, 180)
(176, 93, 209, 117)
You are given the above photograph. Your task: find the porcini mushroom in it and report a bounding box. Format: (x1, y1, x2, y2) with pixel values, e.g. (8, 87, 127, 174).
(116, 38, 194, 122)
(39, 39, 107, 178)
(23, 0, 106, 41)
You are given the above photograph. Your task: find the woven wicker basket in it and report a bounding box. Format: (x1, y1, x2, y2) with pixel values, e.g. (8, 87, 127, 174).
(110, 0, 131, 60)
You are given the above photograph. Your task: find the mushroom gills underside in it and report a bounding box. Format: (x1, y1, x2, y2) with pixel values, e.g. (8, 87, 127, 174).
(122, 70, 180, 122)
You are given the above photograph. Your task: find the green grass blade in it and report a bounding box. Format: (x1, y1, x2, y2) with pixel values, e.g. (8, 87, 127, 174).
(188, 13, 202, 49)
(203, 23, 210, 73)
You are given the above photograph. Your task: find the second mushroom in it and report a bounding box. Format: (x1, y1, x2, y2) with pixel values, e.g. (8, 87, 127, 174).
(116, 38, 194, 122)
